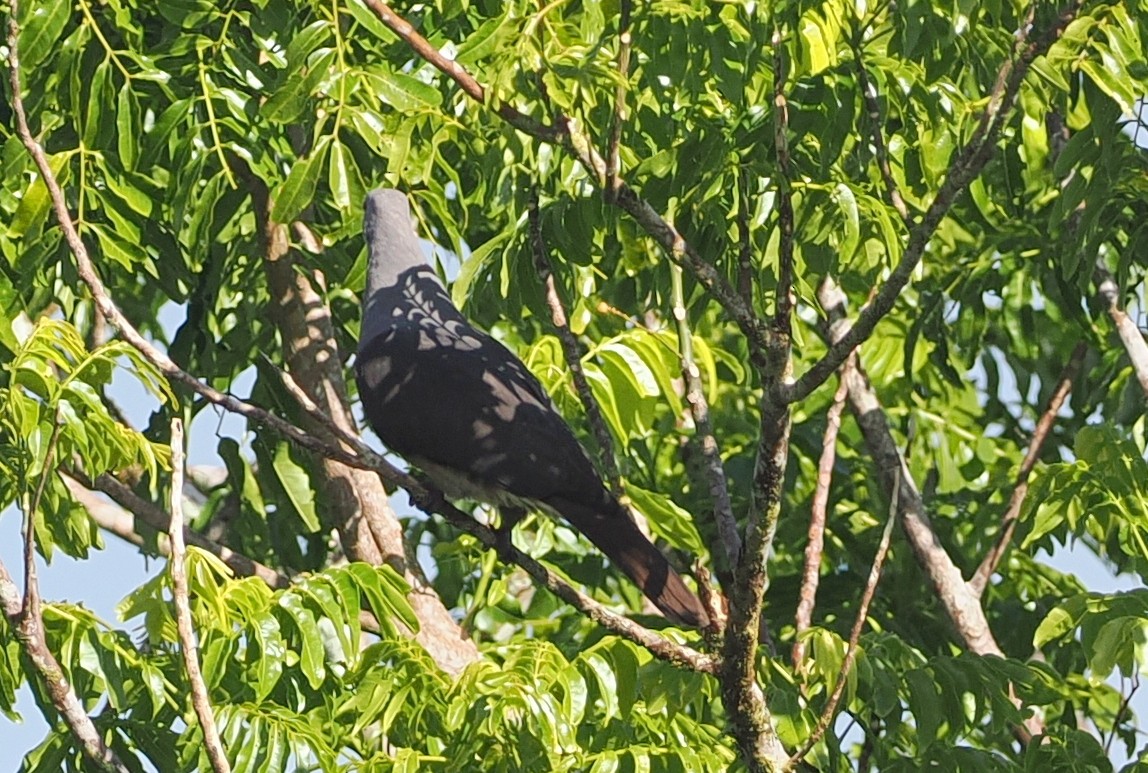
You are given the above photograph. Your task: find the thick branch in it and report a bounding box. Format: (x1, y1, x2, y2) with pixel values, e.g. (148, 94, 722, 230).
(168, 420, 231, 773)
(0, 561, 129, 773)
(819, 278, 1043, 740)
(716, 27, 799, 772)
(969, 341, 1086, 596)
(785, 2, 1083, 404)
(1096, 266, 1148, 398)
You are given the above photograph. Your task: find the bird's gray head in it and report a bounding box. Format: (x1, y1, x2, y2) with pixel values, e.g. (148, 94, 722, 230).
(363, 189, 427, 297)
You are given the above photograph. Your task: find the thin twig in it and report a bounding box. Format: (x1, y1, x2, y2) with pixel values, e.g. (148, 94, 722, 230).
(788, 468, 898, 769)
(772, 23, 795, 334)
(1096, 265, 1148, 398)
(22, 415, 62, 621)
(528, 189, 622, 496)
(736, 171, 754, 307)
(792, 374, 850, 668)
(1105, 673, 1139, 756)
(853, 44, 910, 224)
(605, 0, 633, 200)
(969, 341, 1086, 596)
(671, 264, 740, 570)
(168, 419, 231, 773)
(784, 1, 1083, 404)
(358, 0, 561, 141)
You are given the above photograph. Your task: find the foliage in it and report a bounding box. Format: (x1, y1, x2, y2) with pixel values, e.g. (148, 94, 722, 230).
(0, 0, 1146, 770)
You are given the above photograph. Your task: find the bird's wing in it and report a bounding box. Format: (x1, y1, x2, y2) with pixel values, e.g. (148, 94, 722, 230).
(356, 321, 606, 505)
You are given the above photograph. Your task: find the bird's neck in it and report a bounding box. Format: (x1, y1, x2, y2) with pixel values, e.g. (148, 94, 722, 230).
(361, 265, 467, 345)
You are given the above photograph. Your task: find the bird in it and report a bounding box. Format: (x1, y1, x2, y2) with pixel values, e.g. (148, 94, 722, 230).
(354, 188, 708, 628)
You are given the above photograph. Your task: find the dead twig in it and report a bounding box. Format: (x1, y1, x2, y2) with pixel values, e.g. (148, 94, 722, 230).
(788, 464, 899, 768)
(969, 341, 1086, 596)
(793, 374, 850, 668)
(167, 419, 231, 773)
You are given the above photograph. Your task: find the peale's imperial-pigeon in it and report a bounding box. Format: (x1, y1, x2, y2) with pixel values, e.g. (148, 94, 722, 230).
(354, 189, 707, 628)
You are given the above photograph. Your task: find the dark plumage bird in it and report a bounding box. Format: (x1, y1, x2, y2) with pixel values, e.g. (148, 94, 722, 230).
(354, 189, 707, 628)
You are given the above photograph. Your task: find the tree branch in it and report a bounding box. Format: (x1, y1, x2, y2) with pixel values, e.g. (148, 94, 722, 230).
(672, 265, 740, 572)
(772, 24, 796, 334)
(784, 1, 1083, 404)
(528, 189, 623, 496)
(818, 277, 1044, 741)
(716, 26, 799, 771)
(792, 374, 850, 668)
(736, 172, 755, 308)
(969, 341, 1086, 597)
(0, 561, 129, 773)
(604, 0, 633, 200)
(22, 415, 61, 623)
(167, 419, 231, 773)
(1095, 265, 1148, 398)
(358, 0, 561, 141)
(853, 44, 910, 225)
(788, 464, 898, 768)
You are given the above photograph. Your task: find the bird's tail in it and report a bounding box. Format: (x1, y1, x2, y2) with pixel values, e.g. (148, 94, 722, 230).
(550, 497, 709, 628)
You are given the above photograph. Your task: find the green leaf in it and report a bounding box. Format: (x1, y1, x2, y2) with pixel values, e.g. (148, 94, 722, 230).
(328, 139, 366, 211)
(623, 482, 707, 556)
(116, 83, 141, 170)
(905, 668, 942, 750)
(271, 136, 331, 223)
(18, 0, 72, 69)
(278, 592, 326, 689)
(455, 12, 513, 66)
(10, 153, 68, 238)
(364, 68, 442, 111)
(345, 0, 398, 40)
(270, 441, 320, 532)
(452, 230, 514, 308)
